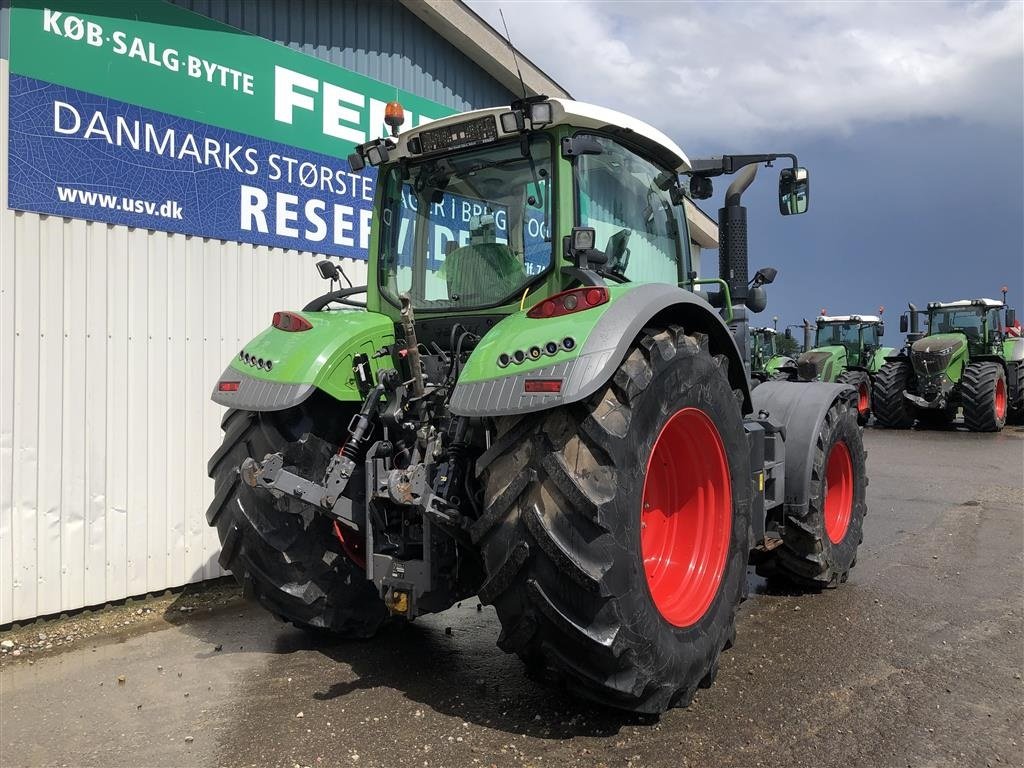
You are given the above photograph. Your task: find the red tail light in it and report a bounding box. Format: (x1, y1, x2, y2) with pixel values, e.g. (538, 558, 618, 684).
(527, 287, 609, 319)
(218, 381, 240, 392)
(272, 311, 313, 332)
(524, 379, 562, 393)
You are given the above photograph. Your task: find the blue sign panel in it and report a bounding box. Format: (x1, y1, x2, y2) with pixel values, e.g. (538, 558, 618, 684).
(7, 74, 379, 259)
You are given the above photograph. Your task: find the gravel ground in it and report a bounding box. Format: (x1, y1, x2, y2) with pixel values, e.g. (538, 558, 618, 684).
(2, 425, 1022, 768)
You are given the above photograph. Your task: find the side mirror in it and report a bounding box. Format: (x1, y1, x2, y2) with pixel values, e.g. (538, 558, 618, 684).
(899, 315, 909, 333)
(784, 327, 793, 339)
(878, 322, 885, 337)
(1006, 308, 1016, 328)
(747, 286, 768, 314)
(751, 266, 778, 287)
(316, 259, 340, 281)
(779, 167, 809, 216)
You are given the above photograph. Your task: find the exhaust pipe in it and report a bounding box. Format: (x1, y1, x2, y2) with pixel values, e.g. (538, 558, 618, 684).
(908, 302, 920, 334)
(803, 319, 813, 353)
(718, 164, 758, 306)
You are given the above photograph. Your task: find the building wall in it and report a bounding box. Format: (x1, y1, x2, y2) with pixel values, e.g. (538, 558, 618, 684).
(0, 1, 513, 625)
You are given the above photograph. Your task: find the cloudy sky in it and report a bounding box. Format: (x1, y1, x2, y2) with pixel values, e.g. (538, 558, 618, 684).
(469, 0, 1024, 332)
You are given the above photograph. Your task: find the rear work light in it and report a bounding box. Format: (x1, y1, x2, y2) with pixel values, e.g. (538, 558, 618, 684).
(272, 311, 313, 332)
(527, 286, 609, 319)
(218, 381, 240, 392)
(524, 379, 562, 393)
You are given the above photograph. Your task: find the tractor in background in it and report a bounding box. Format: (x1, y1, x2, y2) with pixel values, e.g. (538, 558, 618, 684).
(206, 97, 867, 713)
(749, 326, 796, 384)
(792, 311, 894, 424)
(873, 294, 1023, 431)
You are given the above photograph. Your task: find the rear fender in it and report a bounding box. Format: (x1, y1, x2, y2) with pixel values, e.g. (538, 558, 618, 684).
(211, 310, 395, 411)
(751, 380, 858, 519)
(449, 283, 750, 417)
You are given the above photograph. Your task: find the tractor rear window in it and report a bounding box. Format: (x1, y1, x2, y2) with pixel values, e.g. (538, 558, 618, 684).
(377, 137, 553, 311)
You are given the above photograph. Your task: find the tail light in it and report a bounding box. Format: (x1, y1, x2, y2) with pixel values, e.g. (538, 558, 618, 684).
(527, 287, 609, 319)
(272, 311, 313, 332)
(524, 379, 562, 393)
(218, 381, 240, 392)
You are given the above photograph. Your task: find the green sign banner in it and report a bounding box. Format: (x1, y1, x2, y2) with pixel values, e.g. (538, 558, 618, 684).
(9, 0, 454, 157)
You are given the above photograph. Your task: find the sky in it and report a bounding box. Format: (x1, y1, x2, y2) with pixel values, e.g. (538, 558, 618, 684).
(468, 0, 1024, 333)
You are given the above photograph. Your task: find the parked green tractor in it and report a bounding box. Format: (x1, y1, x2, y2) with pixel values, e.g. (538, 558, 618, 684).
(749, 326, 795, 383)
(207, 98, 867, 713)
(873, 297, 1023, 431)
(793, 313, 894, 424)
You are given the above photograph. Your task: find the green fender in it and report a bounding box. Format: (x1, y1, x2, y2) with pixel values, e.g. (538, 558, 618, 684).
(210, 310, 395, 411)
(868, 346, 896, 374)
(765, 354, 794, 375)
(449, 282, 751, 418)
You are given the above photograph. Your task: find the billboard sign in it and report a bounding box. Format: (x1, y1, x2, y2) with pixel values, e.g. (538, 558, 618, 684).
(6, 1, 460, 258)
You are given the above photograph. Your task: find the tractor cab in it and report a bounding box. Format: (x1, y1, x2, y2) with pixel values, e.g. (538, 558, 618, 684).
(798, 313, 885, 382)
(814, 315, 884, 367)
(921, 299, 1011, 355)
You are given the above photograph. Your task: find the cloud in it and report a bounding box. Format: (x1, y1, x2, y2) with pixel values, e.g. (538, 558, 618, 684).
(469, 0, 1023, 146)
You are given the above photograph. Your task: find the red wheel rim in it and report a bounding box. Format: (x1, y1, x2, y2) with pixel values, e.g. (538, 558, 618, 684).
(640, 408, 732, 628)
(857, 383, 869, 415)
(824, 441, 854, 544)
(995, 377, 1007, 420)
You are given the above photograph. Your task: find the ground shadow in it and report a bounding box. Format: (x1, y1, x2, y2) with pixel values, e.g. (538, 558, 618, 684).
(171, 588, 649, 739)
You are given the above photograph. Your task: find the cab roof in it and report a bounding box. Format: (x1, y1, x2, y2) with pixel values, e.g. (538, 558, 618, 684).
(818, 315, 882, 324)
(394, 98, 692, 172)
(928, 298, 1004, 309)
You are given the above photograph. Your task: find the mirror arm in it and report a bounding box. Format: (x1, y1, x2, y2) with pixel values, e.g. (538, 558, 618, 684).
(690, 153, 798, 178)
(561, 266, 605, 288)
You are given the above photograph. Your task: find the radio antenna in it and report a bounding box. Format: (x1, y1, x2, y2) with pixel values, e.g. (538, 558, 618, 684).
(499, 9, 528, 100)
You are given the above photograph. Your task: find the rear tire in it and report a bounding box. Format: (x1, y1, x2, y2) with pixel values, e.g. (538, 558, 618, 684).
(837, 369, 872, 425)
(207, 409, 388, 637)
(961, 362, 1007, 432)
(476, 326, 751, 713)
(756, 399, 867, 588)
(872, 361, 915, 428)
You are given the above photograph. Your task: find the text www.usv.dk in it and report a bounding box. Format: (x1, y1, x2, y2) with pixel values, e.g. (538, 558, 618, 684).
(56, 186, 184, 219)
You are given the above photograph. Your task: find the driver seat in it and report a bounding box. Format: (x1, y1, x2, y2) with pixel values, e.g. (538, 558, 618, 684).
(446, 243, 525, 303)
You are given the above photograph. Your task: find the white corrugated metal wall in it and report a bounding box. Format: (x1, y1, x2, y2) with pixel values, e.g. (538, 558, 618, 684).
(0, 55, 368, 624)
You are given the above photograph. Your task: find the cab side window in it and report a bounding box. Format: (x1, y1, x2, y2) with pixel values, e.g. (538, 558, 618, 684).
(575, 137, 689, 284)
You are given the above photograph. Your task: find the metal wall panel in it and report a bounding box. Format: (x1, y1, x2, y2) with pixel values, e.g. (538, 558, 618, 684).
(0, 0, 515, 623)
(0, 56, 373, 624)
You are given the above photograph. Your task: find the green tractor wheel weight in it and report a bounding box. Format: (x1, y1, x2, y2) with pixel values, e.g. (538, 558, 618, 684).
(205, 97, 868, 713)
(873, 298, 1024, 432)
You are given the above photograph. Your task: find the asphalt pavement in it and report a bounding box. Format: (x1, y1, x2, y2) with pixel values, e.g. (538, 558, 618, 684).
(2, 425, 1023, 768)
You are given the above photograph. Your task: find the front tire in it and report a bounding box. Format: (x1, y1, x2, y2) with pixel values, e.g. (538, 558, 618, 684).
(961, 362, 1007, 432)
(476, 326, 751, 713)
(207, 409, 388, 637)
(756, 399, 867, 588)
(872, 361, 915, 428)
(837, 369, 872, 425)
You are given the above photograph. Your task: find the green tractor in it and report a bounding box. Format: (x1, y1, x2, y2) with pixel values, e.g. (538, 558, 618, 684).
(749, 326, 796, 383)
(793, 313, 894, 425)
(207, 98, 868, 713)
(873, 296, 1023, 431)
